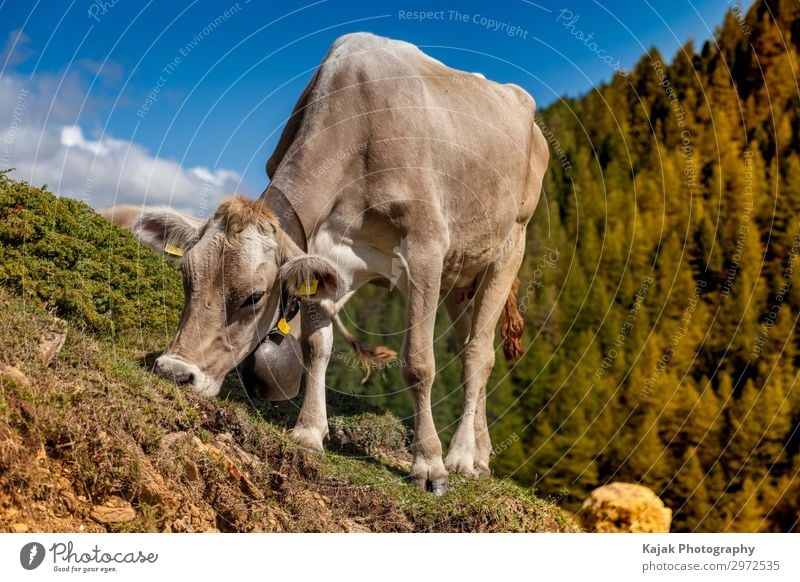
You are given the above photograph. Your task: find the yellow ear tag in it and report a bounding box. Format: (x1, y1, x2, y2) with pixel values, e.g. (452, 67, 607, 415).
(164, 244, 184, 257)
(277, 318, 291, 334)
(298, 278, 318, 296)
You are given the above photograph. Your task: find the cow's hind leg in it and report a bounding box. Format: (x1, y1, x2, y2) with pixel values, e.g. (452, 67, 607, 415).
(445, 225, 526, 477)
(402, 238, 449, 495)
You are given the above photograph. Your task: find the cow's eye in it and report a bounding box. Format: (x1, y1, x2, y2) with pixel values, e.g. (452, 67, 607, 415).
(240, 291, 265, 308)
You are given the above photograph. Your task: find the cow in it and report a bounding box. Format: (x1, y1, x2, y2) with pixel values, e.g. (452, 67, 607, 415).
(98, 205, 146, 230)
(130, 33, 549, 494)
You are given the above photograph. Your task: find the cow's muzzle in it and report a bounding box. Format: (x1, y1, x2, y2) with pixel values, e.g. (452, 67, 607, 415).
(153, 354, 221, 397)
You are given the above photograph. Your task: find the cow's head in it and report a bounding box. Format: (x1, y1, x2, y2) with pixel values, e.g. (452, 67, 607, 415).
(132, 197, 340, 396)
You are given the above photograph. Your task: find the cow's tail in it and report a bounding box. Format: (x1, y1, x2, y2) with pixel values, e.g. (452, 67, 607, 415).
(332, 314, 397, 383)
(501, 277, 524, 361)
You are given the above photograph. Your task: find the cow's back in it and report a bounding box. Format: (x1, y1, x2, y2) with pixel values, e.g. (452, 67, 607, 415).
(268, 33, 548, 253)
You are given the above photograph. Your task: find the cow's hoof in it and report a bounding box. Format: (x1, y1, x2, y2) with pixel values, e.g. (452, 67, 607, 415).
(475, 462, 491, 478)
(410, 458, 449, 495)
(289, 426, 325, 454)
(444, 451, 478, 477)
(429, 478, 449, 496)
(410, 474, 450, 496)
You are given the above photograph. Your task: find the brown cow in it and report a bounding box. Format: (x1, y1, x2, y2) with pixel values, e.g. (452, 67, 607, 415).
(131, 33, 549, 494)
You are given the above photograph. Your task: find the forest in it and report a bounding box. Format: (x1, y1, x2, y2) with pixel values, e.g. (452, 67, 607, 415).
(329, 0, 800, 532)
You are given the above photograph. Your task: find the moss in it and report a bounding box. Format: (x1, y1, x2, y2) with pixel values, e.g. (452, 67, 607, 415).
(328, 412, 408, 457)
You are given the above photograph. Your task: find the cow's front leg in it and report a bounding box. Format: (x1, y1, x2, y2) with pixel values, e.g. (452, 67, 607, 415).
(290, 301, 332, 453)
(402, 252, 448, 495)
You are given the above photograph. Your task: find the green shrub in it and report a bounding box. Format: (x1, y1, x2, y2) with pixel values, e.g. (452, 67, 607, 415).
(0, 171, 183, 337)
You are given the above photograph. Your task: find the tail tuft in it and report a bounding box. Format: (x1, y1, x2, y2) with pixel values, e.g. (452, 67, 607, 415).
(333, 314, 398, 383)
(501, 277, 525, 361)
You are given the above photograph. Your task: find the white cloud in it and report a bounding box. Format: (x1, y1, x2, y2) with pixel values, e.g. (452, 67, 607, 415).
(60, 125, 112, 156)
(0, 61, 242, 215)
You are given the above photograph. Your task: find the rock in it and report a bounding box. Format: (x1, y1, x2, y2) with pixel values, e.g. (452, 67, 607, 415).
(0, 365, 29, 387)
(138, 464, 180, 516)
(38, 318, 67, 364)
(90, 496, 136, 524)
(343, 519, 370, 533)
(578, 482, 672, 533)
(184, 459, 201, 482)
(171, 517, 193, 532)
(12, 523, 28, 533)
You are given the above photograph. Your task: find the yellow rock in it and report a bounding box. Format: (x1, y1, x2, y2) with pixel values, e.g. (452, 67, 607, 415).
(578, 482, 672, 533)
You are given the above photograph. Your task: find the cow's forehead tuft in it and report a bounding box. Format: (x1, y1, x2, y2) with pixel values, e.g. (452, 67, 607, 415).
(213, 196, 278, 237)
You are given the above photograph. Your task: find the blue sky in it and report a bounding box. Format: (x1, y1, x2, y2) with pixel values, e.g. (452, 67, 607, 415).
(0, 0, 750, 210)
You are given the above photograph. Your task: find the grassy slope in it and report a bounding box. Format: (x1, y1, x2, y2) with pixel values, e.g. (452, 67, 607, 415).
(0, 174, 577, 532)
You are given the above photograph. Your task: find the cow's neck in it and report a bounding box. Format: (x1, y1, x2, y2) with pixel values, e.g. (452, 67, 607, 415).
(261, 181, 371, 316)
(260, 184, 307, 252)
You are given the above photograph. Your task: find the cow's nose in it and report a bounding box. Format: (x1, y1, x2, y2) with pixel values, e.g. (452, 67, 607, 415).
(151, 354, 222, 398)
(154, 355, 195, 385)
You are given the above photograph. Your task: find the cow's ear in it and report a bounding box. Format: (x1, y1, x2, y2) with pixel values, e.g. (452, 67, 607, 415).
(279, 254, 341, 302)
(132, 208, 204, 258)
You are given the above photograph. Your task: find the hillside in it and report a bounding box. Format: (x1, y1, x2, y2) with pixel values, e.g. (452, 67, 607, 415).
(0, 173, 576, 533)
